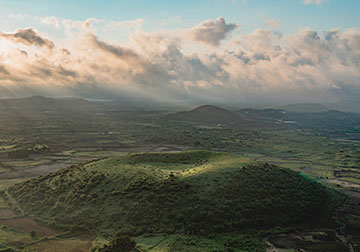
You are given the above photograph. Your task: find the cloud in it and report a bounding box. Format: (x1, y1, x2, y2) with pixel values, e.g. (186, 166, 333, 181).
(86, 33, 145, 74)
(160, 16, 182, 26)
(265, 18, 281, 28)
(187, 17, 239, 46)
(0, 28, 54, 49)
(258, 13, 281, 28)
(303, 0, 325, 5)
(40, 16, 143, 36)
(88, 33, 140, 61)
(0, 19, 360, 104)
(0, 65, 9, 75)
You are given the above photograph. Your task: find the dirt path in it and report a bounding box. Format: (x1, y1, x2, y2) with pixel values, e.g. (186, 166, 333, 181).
(327, 179, 360, 189)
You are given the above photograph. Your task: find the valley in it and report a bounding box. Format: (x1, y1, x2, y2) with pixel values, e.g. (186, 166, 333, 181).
(0, 97, 359, 251)
(1, 1, 360, 251)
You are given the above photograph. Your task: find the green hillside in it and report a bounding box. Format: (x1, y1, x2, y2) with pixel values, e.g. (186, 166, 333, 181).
(167, 105, 245, 124)
(6, 151, 336, 239)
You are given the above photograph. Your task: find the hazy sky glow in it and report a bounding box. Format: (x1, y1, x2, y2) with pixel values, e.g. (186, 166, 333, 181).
(0, 0, 359, 104)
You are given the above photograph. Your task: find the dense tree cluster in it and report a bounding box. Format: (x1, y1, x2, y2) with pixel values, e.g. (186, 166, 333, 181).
(7, 152, 334, 238)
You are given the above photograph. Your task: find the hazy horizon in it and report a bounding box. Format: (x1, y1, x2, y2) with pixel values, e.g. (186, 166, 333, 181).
(1, 0, 360, 105)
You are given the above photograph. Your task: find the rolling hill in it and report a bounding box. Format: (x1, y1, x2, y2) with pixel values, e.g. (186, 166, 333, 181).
(166, 105, 245, 124)
(5, 151, 337, 240)
(0, 96, 105, 117)
(327, 100, 360, 113)
(281, 103, 330, 113)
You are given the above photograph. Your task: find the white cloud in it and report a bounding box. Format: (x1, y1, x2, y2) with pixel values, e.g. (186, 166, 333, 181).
(303, 0, 325, 5)
(266, 18, 281, 28)
(0, 16, 360, 104)
(186, 17, 239, 46)
(40, 16, 143, 37)
(258, 13, 281, 28)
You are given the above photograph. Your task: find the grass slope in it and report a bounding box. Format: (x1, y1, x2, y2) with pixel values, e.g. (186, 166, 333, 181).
(7, 151, 334, 238)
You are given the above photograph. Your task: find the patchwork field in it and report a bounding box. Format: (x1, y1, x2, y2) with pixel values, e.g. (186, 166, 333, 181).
(0, 100, 359, 251)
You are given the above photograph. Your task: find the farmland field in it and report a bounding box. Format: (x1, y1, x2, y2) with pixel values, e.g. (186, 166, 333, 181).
(0, 98, 359, 251)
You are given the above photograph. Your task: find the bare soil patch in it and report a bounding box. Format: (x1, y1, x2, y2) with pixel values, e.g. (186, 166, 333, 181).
(0, 208, 17, 219)
(0, 218, 60, 238)
(25, 236, 94, 252)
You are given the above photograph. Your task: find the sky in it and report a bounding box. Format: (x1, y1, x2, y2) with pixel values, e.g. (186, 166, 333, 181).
(0, 0, 359, 104)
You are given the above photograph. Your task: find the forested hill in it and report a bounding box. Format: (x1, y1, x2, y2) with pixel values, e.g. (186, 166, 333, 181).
(6, 151, 338, 237)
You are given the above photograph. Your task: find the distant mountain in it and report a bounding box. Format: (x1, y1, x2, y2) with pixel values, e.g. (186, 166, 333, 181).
(166, 105, 244, 124)
(281, 103, 330, 113)
(326, 100, 360, 113)
(0, 96, 105, 116)
(238, 108, 287, 118)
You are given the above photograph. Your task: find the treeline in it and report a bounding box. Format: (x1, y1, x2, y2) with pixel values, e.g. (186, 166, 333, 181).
(6, 152, 340, 239)
(7, 144, 49, 159)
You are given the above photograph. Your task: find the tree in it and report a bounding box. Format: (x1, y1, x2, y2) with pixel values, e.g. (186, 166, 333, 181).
(98, 236, 137, 252)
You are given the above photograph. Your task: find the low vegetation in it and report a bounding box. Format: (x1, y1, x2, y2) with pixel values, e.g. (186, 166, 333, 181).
(7, 151, 339, 242)
(0, 98, 358, 251)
